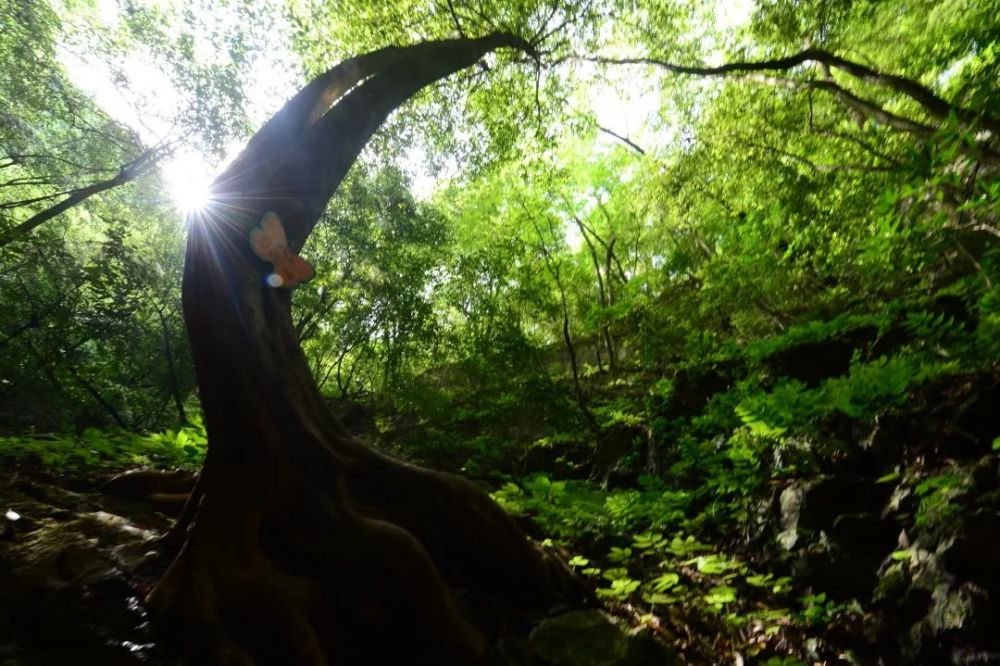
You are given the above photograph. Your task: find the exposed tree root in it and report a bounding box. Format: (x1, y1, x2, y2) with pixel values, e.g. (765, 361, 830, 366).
(338, 437, 589, 614)
(147, 427, 585, 665)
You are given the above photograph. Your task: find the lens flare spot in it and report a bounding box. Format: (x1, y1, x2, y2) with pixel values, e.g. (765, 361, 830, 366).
(164, 150, 212, 213)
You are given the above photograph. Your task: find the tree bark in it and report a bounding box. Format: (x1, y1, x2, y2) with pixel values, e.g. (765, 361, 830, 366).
(529, 214, 601, 438)
(148, 35, 587, 666)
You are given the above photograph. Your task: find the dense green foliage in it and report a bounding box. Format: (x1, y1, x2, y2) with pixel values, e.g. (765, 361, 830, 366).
(2, 0, 998, 662)
(0, 418, 206, 472)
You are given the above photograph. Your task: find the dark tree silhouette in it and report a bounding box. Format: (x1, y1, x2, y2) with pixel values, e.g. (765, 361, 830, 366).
(148, 35, 586, 665)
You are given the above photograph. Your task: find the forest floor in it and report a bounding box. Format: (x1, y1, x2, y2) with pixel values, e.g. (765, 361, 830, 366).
(0, 459, 903, 666)
(0, 464, 178, 665)
(1, 370, 999, 666)
(0, 460, 837, 666)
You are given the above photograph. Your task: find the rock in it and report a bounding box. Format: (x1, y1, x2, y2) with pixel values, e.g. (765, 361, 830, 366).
(950, 377, 1000, 449)
(801, 513, 896, 599)
(530, 610, 627, 666)
(747, 485, 781, 547)
(870, 491, 1000, 664)
(624, 625, 677, 665)
(882, 483, 916, 520)
(864, 375, 1000, 466)
(904, 582, 1000, 663)
(829, 513, 898, 555)
(863, 414, 909, 466)
(528, 610, 676, 666)
(941, 509, 1000, 590)
(874, 562, 909, 605)
(664, 363, 742, 420)
(0, 475, 176, 665)
(594, 426, 644, 469)
(969, 456, 1000, 495)
(778, 475, 898, 599)
(763, 338, 858, 388)
(779, 476, 886, 546)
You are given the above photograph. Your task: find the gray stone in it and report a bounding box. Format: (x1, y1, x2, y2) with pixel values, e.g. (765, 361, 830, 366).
(874, 562, 909, 604)
(529, 610, 676, 666)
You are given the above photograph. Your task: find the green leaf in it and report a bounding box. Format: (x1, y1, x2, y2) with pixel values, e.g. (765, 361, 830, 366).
(632, 531, 667, 551)
(689, 554, 733, 575)
(648, 572, 680, 592)
(642, 592, 676, 605)
(608, 546, 633, 563)
(602, 567, 630, 581)
(597, 578, 641, 599)
(704, 586, 738, 605)
(876, 471, 901, 484)
(744, 574, 772, 587)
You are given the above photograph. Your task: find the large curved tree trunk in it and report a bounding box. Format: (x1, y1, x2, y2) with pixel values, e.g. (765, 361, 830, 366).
(147, 35, 587, 665)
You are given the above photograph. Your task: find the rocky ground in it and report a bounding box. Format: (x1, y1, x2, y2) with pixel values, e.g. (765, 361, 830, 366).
(0, 466, 678, 666)
(0, 468, 178, 665)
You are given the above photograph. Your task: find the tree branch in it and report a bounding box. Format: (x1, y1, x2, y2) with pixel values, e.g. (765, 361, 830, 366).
(582, 47, 999, 135)
(596, 124, 646, 154)
(0, 144, 167, 248)
(445, 0, 466, 37)
(210, 34, 537, 252)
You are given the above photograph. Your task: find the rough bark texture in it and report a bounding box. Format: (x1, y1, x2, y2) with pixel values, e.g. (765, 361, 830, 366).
(147, 35, 587, 665)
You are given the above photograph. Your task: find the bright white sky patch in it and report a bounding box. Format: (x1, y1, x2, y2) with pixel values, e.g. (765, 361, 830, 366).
(707, 0, 755, 65)
(715, 0, 755, 32)
(163, 149, 212, 213)
(61, 45, 201, 214)
(585, 0, 756, 154)
(95, 0, 120, 27)
(937, 53, 971, 89)
(406, 143, 443, 201)
(590, 71, 661, 151)
(564, 215, 584, 253)
(58, 46, 177, 146)
(57, 0, 299, 214)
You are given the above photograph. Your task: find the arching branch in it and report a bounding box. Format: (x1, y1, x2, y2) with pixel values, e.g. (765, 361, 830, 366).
(583, 47, 999, 135)
(210, 34, 536, 252)
(580, 48, 1000, 167)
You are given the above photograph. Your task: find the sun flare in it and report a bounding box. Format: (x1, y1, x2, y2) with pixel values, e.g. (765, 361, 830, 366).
(164, 150, 213, 213)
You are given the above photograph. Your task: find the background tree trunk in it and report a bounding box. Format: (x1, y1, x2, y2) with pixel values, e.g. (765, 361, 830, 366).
(148, 35, 587, 666)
